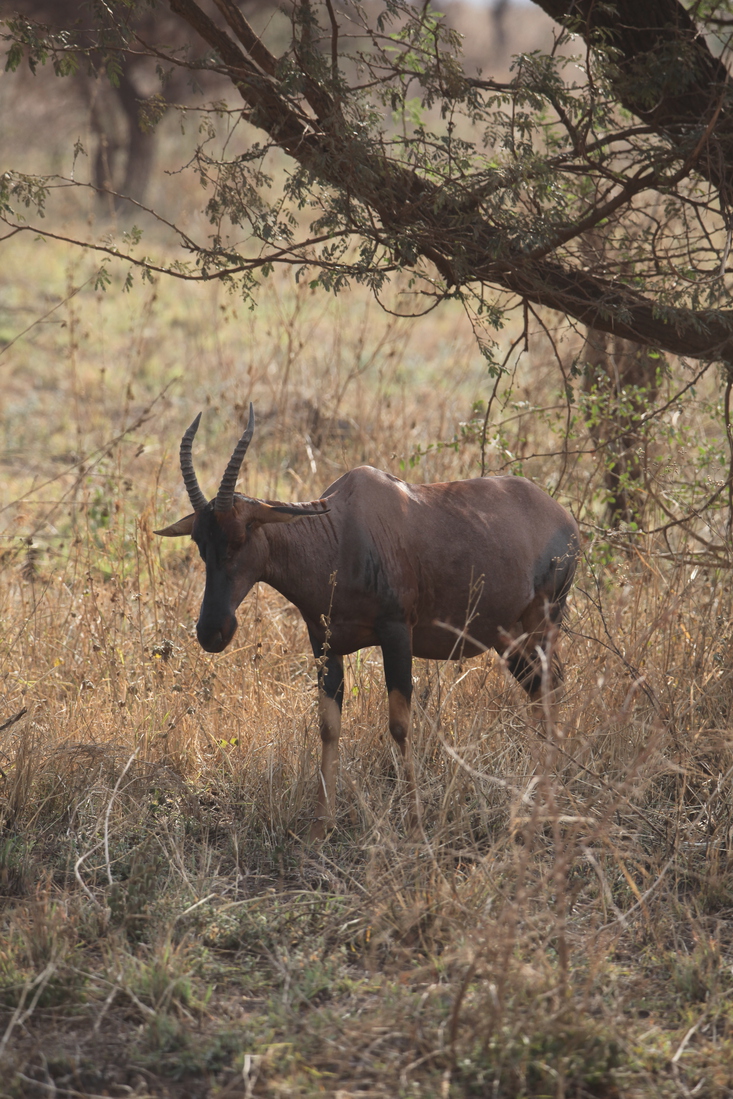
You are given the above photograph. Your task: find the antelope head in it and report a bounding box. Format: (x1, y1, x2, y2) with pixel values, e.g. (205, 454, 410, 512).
(155, 404, 327, 652)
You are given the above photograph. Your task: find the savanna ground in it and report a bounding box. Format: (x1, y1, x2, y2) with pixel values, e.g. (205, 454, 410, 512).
(4, 7, 733, 1098)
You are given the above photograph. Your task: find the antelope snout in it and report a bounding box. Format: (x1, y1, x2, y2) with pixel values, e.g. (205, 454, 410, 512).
(197, 613, 237, 653)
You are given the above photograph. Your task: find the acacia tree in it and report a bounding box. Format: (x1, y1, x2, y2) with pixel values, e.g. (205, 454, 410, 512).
(3, 2, 733, 387)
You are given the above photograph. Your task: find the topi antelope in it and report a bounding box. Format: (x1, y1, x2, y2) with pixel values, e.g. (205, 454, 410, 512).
(156, 405, 579, 839)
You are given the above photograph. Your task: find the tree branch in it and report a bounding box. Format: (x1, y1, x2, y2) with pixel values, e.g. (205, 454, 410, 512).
(532, 0, 733, 210)
(163, 0, 733, 363)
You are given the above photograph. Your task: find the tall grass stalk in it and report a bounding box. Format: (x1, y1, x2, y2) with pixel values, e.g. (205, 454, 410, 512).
(1, 228, 732, 1096)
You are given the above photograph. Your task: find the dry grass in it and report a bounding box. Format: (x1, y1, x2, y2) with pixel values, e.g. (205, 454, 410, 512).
(1, 232, 733, 1099)
(4, 41, 733, 1095)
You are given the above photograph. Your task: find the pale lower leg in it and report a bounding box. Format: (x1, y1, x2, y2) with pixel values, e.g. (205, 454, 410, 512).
(388, 688, 420, 831)
(310, 693, 341, 841)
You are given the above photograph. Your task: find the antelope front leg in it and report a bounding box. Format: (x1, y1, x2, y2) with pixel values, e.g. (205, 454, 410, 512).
(309, 629, 344, 841)
(378, 621, 420, 832)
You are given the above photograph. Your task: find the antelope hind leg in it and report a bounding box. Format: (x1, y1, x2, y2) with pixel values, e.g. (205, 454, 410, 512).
(504, 596, 564, 729)
(379, 621, 421, 832)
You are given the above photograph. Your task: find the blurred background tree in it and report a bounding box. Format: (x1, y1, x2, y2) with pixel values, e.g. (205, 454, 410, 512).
(3, 0, 733, 527)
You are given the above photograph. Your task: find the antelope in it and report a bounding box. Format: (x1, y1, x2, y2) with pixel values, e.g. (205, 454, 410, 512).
(156, 405, 579, 839)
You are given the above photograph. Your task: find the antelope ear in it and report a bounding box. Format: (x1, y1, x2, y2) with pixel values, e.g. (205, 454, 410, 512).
(249, 500, 329, 526)
(154, 513, 196, 537)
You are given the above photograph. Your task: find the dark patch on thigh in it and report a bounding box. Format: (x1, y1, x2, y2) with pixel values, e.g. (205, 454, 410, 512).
(361, 544, 404, 620)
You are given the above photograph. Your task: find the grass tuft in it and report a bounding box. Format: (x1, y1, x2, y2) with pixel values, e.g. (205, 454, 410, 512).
(1, 228, 733, 1095)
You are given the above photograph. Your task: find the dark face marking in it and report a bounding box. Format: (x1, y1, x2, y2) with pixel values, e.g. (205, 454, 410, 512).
(192, 508, 244, 653)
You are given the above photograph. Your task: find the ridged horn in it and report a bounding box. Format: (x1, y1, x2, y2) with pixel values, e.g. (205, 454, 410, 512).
(180, 413, 209, 512)
(214, 403, 255, 512)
